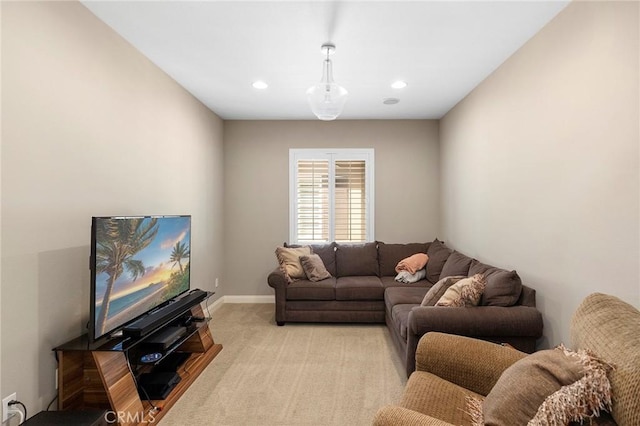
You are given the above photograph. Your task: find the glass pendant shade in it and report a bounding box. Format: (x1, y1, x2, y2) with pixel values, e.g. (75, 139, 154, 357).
(307, 55, 348, 121)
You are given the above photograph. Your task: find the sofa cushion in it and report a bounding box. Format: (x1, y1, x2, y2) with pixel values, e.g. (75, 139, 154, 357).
(474, 345, 613, 426)
(439, 251, 473, 278)
(300, 254, 331, 282)
(384, 286, 430, 307)
(310, 243, 337, 277)
(469, 260, 523, 307)
(285, 242, 336, 276)
(391, 304, 415, 340)
(378, 242, 429, 277)
(335, 276, 384, 301)
(468, 260, 498, 277)
(286, 277, 336, 301)
(380, 276, 430, 289)
(425, 239, 452, 283)
(421, 275, 466, 306)
(275, 246, 312, 282)
(335, 242, 379, 277)
(435, 274, 486, 307)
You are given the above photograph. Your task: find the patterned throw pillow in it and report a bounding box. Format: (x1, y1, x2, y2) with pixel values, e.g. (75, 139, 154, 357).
(435, 273, 486, 307)
(421, 275, 467, 306)
(275, 246, 312, 283)
(468, 345, 613, 426)
(300, 254, 331, 282)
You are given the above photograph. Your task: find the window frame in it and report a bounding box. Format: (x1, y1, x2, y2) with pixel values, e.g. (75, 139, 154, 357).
(289, 148, 375, 244)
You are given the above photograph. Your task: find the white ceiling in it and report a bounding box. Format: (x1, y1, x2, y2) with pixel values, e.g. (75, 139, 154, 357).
(81, 1, 569, 120)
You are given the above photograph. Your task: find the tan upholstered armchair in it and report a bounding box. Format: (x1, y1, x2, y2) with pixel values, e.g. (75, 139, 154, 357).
(373, 293, 639, 426)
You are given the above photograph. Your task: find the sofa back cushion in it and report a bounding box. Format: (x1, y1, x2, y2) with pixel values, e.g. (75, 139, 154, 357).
(335, 242, 379, 277)
(519, 285, 537, 307)
(469, 259, 523, 307)
(425, 239, 452, 283)
(309, 243, 337, 277)
(439, 250, 473, 278)
(378, 242, 429, 277)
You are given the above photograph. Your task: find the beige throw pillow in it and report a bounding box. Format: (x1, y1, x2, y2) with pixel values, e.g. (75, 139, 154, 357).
(300, 254, 331, 282)
(435, 273, 486, 307)
(468, 345, 613, 426)
(275, 246, 312, 282)
(421, 275, 466, 306)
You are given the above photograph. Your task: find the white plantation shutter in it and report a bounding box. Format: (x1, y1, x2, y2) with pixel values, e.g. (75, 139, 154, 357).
(296, 160, 329, 242)
(334, 160, 366, 242)
(290, 149, 374, 244)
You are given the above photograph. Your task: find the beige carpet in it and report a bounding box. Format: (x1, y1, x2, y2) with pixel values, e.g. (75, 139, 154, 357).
(158, 304, 407, 425)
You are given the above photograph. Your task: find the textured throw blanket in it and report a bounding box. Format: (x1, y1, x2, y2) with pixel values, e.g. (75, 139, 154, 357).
(395, 253, 429, 275)
(395, 269, 426, 284)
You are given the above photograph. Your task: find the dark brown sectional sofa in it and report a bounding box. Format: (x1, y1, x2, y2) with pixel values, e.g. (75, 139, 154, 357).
(267, 240, 543, 376)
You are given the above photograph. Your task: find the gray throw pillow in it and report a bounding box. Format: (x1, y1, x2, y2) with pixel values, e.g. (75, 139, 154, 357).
(469, 259, 523, 306)
(483, 269, 523, 307)
(300, 254, 331, 282)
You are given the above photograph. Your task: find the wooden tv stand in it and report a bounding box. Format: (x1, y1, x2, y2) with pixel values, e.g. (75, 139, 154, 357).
(54, 301, 222, 426)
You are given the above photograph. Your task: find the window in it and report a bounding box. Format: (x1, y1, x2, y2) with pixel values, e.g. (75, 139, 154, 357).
(290, 149, 374, 244)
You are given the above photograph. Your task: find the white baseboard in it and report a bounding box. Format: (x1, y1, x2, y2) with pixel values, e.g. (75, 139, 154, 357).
(206, 295, 226, 313)
(223, 295, 275, 304)
(206, 295, 275, 311)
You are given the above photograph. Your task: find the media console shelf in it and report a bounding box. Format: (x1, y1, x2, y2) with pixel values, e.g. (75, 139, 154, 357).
(54, 292, 222, 426)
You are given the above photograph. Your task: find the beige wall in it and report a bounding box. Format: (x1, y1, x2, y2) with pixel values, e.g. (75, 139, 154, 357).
(223, 120, 439, 296)
(1, 1, 224, 415)
(2, 0, 638, 418)
(440, 1, 639, 347)
(0, 1, 3, 410)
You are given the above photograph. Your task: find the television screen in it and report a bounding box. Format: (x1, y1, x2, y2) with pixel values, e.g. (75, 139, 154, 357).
(90, 215, 191, 342)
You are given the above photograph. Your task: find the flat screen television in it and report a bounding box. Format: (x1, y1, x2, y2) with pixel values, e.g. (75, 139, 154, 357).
(89, 215, 191, 342)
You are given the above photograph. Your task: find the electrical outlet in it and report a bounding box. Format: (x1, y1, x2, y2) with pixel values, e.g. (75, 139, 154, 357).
(215, 278, 219, 288)
(2, 392, 17, 422)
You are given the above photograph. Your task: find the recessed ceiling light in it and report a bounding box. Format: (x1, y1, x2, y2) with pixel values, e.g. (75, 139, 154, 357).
(391, 81, 407, 89)
(383, 98, 400, 105)
(252, 81, 268, 89)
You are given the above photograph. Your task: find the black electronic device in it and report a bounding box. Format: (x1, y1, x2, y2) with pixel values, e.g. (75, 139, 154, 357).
(143, 326, 187, 351)
(21, 410, 108, 426)
(123, 289, 208, 338)
(89, 215, 192, 343)
(184, 315, 206, 327)
(155, 352, 191, 372)
(137, 372, 181, 400)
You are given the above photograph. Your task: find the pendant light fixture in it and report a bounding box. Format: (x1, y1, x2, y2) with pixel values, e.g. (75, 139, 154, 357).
(306, 43, 348, 121)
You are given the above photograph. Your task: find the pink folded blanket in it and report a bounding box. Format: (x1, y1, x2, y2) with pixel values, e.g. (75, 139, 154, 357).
(395, 253, 429, 275)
